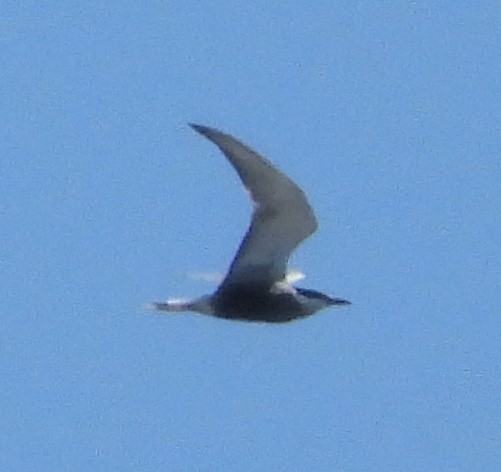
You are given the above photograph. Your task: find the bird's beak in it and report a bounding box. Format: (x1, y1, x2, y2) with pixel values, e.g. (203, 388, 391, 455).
(329, 297, 351, 306)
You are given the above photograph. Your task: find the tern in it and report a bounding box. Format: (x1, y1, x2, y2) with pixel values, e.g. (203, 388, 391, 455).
(150, 124, 350, 322)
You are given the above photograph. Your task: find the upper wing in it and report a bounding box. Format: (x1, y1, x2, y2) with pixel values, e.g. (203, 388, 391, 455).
(190, 124, 318, 288)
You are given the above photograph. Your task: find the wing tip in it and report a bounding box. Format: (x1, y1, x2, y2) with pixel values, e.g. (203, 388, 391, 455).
(189, 123, 210, 135)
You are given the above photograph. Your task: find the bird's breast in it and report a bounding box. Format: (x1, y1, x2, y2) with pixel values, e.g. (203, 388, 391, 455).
(212, 284, 306, 322)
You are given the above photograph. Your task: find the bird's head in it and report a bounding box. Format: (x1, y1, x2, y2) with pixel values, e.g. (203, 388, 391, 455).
(295, 287, 351, 314)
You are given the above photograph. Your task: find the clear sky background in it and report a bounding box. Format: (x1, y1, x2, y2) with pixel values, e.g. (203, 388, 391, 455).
(1, 2, 500, 471)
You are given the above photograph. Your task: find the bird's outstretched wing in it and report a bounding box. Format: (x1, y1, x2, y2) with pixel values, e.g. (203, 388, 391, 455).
(190, 124, 318, 289)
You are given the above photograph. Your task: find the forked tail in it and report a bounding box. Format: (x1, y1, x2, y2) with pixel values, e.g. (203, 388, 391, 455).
(147, 298, 194, 313)
(146, 296, 213, 315)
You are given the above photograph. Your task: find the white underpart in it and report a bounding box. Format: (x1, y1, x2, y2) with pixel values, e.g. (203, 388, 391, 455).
(285, 269, 305, 283)
(270, 280, 297, 295)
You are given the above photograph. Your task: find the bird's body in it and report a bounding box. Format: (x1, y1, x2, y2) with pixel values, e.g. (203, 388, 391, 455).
(150, 124, 350, 322)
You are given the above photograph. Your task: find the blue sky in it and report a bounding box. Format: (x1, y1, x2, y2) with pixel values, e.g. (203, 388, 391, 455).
(1, 2, 500, 471)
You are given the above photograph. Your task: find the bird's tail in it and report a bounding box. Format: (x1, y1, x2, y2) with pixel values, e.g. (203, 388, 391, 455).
(146, 296, 214, 316)
(146, 298, 194, 312)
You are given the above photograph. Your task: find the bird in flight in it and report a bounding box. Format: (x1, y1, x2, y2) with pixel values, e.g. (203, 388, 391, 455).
(149, 124, 350, 322)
